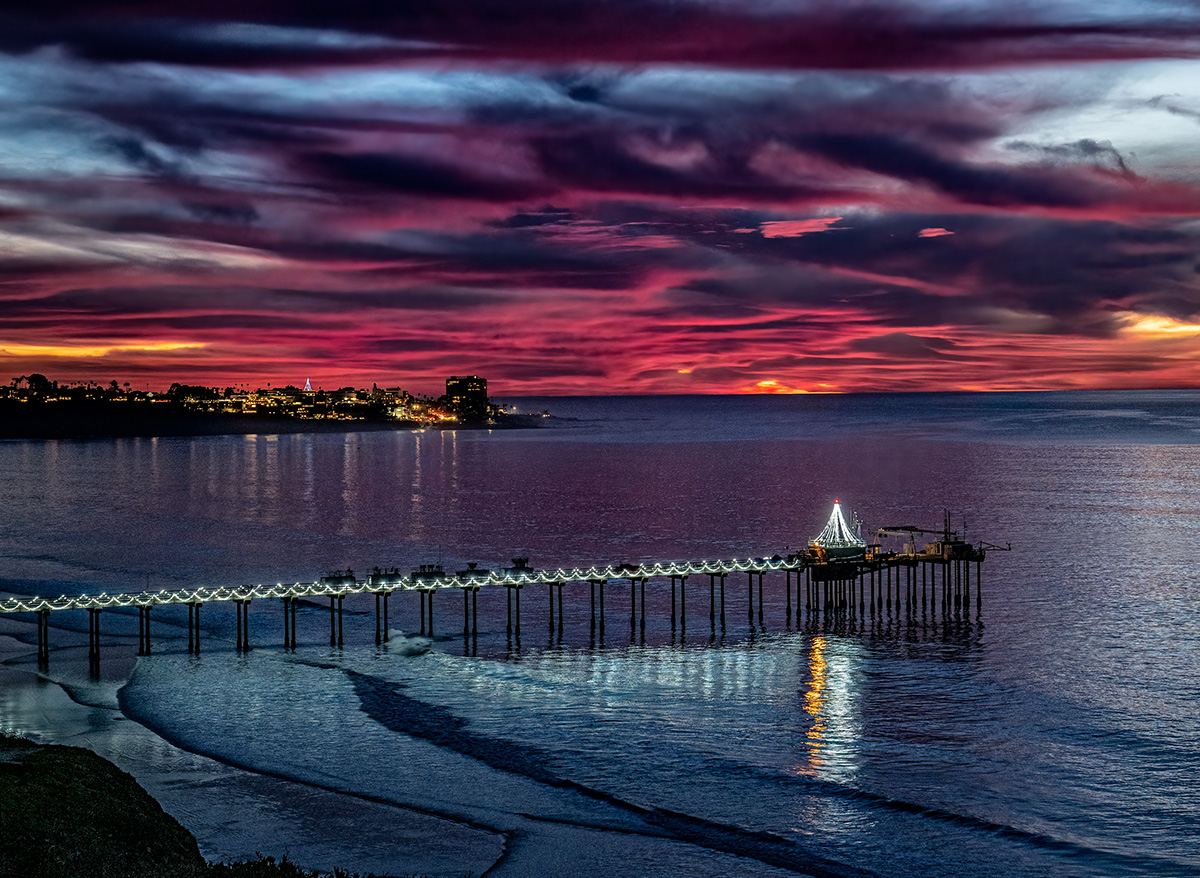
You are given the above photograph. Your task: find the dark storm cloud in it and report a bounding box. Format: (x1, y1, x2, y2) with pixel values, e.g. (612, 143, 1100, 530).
(303, 152, 552, 202)
(530, 133, 847, 203)
(490, 207, 575, 229)
(637, 210, 1200, 337)
(0, 284, 513, 324)
(3, 2, 1199, 70)
(0, 15, 414, 69)
(314, 230, 665, 291)
(795, 133, 1103, 208)
(99, 136, 183, 178)
(1005, 138, 1138, 180)
(846, 332, 963, 359)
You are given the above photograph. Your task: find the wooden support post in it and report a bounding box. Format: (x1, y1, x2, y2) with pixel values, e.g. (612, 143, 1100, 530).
(187, 603, 202, 654)
(719, 573, 726, 628)
(557, 584, 564, 635)
(785, 570, 792, 623)
(378, 593, 385, 644)
(36, 610, 50, 667)
(382, 593, 389, 642)
(337, 595, 345, 646)
(679, 575, 686, 631)
(464, 589, 470, 638)
(757, 572, 764, 626)
(705, 574, 714, 625)
(424, 591, 432, 638)
(747, 571, 754, 625)
(943, 561, 950, 616)
(87, 608, 100, 669)
(420, 591, 427, 636)
(330, 595, 338, 646)
(590, 580, 596, 631)
(284, 598, 292, 649)
(139, 606, 151, 656)
(507, 585, 513, 634)
(639, 579, 646, 631)
(630, 578, 636, 630)
(976, 561, 982, 615)
(597, 581, 604, 634)
(548, 583, 555, 634)
(670, 576, 677, 631)
(514, 585, 521, 637)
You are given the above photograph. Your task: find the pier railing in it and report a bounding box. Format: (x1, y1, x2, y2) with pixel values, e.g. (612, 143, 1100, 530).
(0, 557, 803, 614)
(2, 548, 990, 668)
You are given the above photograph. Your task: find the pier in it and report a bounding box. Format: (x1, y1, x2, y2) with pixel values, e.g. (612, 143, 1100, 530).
(1, 543, 999, 669)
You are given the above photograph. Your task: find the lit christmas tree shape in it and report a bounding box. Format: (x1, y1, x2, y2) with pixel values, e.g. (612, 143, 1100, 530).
(811, 499, 867, 560)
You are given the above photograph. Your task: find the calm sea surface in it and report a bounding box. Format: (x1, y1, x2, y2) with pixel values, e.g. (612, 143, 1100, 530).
(2, 391, 1199, 877)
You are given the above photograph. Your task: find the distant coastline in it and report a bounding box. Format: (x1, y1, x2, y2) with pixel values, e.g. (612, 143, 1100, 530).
(0, 399, 544, 441)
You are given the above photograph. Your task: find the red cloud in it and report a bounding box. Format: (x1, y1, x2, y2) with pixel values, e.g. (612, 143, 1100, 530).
(761, 218, 845, 238)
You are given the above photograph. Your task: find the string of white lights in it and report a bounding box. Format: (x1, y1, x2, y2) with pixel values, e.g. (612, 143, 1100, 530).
(812, 500, 867, 550)
(0, 556, 803, 614)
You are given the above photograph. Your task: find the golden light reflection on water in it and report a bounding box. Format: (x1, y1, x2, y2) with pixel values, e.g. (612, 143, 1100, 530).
(804, 635, 829, 768)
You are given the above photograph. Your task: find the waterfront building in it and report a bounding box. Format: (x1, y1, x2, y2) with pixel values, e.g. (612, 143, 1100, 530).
(445, 375, 489, 421)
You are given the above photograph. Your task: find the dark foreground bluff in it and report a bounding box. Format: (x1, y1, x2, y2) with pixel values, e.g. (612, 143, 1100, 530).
(0, 734, 379, 878)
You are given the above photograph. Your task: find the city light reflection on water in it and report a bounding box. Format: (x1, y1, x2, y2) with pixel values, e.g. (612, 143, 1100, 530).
(803, 635, 828, 769)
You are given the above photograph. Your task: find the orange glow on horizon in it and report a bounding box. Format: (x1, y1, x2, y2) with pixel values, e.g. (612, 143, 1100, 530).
(1, 341, 206, 359)
(1122, 314, 1200, 336)
(743, 380, 843, 395)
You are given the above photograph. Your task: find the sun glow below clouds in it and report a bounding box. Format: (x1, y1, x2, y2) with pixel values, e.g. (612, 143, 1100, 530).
(1, 341, 206, 358)
(1123, 314, 1200, 336)
(745, 380, 839, 394)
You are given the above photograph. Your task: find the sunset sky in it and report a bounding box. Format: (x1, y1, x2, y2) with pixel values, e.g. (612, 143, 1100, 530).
(4, 1, 1200, 395)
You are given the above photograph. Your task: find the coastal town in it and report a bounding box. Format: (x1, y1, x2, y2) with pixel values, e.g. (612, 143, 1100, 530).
(0, 373, 528, 439)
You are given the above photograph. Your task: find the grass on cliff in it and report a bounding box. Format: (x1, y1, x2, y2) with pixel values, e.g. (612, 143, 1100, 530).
(0, 734, 387, 878)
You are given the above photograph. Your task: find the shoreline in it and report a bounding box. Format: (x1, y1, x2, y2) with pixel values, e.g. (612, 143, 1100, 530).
(0, 642, 498, 878)
(0, 401, 545, 441)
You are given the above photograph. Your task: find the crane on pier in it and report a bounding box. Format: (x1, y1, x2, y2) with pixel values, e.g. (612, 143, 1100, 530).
(875, 510, 1009, 557)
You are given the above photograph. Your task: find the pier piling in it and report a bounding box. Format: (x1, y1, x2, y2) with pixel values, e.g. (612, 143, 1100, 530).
(36, 609, 50, 667)
(234, 599, 250, 652)
(87, 608, 101, 674)
(136, 605, 151, 656)
(186, 602, 202, 654)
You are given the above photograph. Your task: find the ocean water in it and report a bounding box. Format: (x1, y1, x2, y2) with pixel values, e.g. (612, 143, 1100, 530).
(1, 390, 1199, 877)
